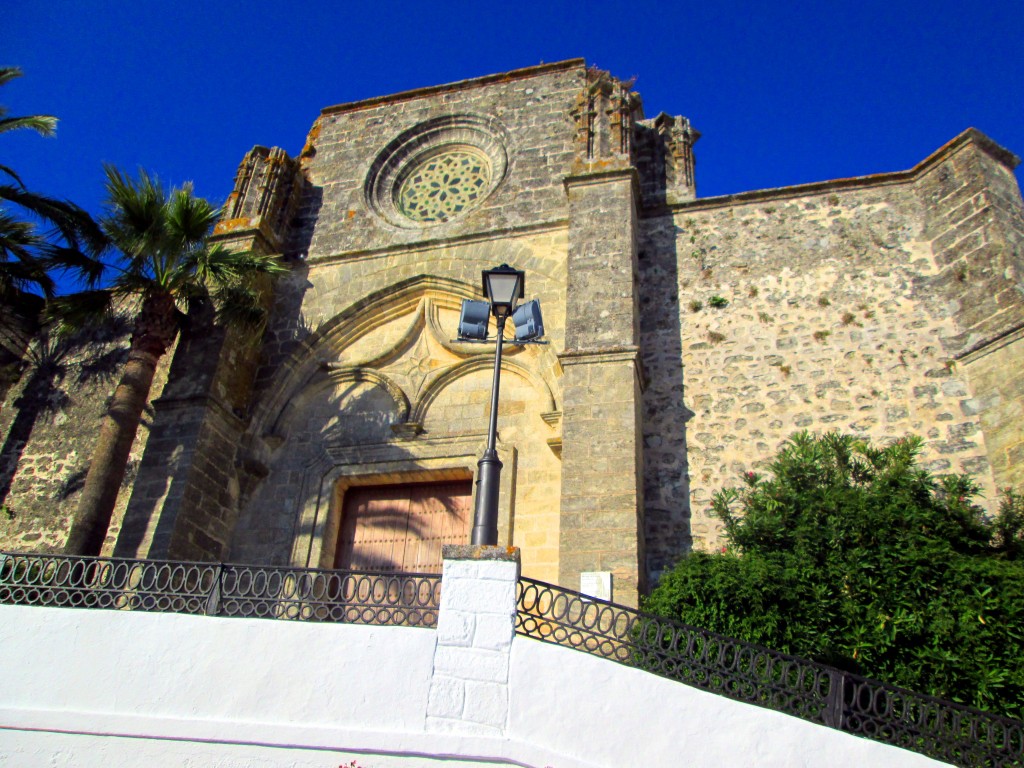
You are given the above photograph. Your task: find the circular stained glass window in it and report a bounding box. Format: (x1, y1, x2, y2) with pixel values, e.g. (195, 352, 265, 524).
(365, 115, 508, 228)
(396, 148, 492, 223)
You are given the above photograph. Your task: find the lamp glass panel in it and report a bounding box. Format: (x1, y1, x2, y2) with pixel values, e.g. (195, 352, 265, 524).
(458, 299, 491, 340)
(485, 272, 521, 306)
(512, 299, 544, 341)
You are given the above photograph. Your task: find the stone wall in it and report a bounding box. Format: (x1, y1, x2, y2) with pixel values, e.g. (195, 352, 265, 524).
(639, 130, 1023, 568)
(292, 61, 582, 259)
(229, 242, 566, 583)
(219, 63, 587, 583)
(0, 316, 172, 554)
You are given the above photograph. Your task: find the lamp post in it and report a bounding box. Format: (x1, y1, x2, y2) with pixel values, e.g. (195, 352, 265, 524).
(456, 264, 544, 546)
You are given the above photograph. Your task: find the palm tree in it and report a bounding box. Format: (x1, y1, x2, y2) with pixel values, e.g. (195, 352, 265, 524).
(0, 66, 105, 299)
(60, 166, 287, 556)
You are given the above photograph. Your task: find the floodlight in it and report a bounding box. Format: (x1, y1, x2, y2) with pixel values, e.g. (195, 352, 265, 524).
(458, 299, 491, 340)
(512, 299, 545, 341)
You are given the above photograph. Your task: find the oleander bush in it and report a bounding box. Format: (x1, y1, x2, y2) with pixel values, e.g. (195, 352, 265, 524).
(645, 432, 1024, 718)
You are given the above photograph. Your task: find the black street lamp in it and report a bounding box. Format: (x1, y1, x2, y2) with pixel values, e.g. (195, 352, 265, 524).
(456, 264, 544, 545)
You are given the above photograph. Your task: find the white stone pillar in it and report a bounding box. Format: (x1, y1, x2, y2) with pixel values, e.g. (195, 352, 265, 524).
(426, 545, 520, 736)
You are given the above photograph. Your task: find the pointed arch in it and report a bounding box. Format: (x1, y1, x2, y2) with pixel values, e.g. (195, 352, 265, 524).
(270, 366, 410, 437)
(252, 274, 478, 438)
(410, 356, 557, 426)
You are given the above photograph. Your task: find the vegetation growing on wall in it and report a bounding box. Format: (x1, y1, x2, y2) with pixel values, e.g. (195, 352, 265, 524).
(645, 432, 1024, 718)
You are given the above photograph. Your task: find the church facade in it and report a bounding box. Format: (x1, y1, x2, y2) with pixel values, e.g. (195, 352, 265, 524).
(2, 59, 1023, 605)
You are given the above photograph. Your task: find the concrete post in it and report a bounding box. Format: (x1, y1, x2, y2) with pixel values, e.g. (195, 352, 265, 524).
(426, 545, 520, 735)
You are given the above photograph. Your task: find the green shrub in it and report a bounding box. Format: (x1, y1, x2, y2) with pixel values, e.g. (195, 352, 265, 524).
(645, 432, 1024, 718)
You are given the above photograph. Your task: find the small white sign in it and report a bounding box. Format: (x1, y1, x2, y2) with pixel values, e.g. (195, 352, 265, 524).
(579, 571, 612, 602)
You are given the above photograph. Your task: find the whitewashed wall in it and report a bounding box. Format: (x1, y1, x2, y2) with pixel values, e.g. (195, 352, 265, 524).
(0, 556, 948, 768)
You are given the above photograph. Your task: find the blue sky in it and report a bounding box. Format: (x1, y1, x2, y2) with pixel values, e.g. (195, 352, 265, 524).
(6, 1, 1023, 229)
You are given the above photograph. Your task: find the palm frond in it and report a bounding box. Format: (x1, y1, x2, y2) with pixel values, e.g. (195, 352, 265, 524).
(167, 186, 221, 246)
(0, 184, 108, 257)
(0, 209, 39, 252)
(36, 243, 106, 287)
(101, 164, 168, 263)
(0, 210, 53, 296)
(99, 165, 288, 336)
(110, 269, 160, 297)
(0, 114, 57, 137)
(0, 163, 25, 187)
(0, 66, 25, 88)
(45, 289, 115, 335)
(211, 283, 269, 331)
(0, 259, 53, 298)
(191, 244, 287, 287)
(0, 67, 58, 138)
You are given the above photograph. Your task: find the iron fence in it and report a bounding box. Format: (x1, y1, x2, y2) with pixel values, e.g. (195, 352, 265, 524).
(516, 577, 1024, 768)
(0, 552, 441, 628)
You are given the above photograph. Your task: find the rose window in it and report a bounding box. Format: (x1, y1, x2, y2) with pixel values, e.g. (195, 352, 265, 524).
(396, 149, 492, 223)
(365, 115, 509, 228)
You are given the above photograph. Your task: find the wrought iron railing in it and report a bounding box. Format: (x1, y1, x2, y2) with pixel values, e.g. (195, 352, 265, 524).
(516, 577, 1024, 768)
(0, 552, 441, 628)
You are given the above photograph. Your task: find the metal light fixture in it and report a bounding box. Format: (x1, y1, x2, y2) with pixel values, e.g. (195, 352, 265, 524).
(512, 299, 544, 342)
(458, 299, 491, 340)
(457, 264, 544, 546)
(481, 264, 524, 318)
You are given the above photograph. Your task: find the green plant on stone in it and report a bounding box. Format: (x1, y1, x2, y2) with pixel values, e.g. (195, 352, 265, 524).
(686, 218, 711, 271)
(813, 330, 831, 342)
(709, 295, 729, 308)
(688, 299, 703, 313)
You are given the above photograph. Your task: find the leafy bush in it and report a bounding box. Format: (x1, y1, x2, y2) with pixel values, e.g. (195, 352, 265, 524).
(645, 432, 1024, 717)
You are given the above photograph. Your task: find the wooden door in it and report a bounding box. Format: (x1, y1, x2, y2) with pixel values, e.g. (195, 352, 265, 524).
(334, 480, 473, 573)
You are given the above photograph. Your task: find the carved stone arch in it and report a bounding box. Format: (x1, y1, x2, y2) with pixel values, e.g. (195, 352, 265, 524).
(312, 274, 478, 358)
(253, 274, 479, 438)
(410, 356, 557, 426)
(270, 365, 410, 438)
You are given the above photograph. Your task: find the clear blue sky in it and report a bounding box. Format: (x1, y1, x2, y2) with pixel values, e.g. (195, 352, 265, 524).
(6, 1, 1023, 227)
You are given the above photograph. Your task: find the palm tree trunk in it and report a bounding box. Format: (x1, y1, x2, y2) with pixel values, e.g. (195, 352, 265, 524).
(64, 295, 177, 556)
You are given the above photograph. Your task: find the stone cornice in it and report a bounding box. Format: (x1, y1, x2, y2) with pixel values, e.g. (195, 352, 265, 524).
(643, 127, 1021, 219)
(956, 320, 1024, 365)
(321, 59, 585, 116)
(558, 346, 646, 391)
(563, 167, 640, 200)
(558, 346, 640, 366)
(304, 218, 568, 268)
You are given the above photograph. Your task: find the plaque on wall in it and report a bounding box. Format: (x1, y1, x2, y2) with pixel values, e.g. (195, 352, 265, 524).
(579, 571, 612, 602)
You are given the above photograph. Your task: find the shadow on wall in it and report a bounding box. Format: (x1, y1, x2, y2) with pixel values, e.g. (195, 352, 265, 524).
(0, 316, 131, 550)
(231, 371, 450, 570)
(639, 224, 694, 586)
